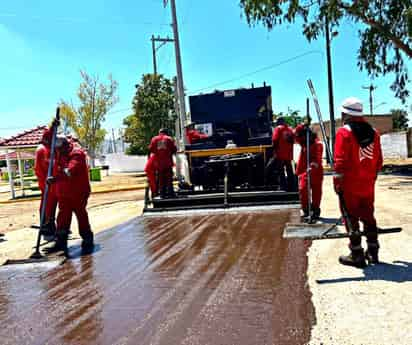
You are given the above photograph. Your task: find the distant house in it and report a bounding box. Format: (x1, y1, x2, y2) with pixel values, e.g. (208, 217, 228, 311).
(311, 114, 393, 138)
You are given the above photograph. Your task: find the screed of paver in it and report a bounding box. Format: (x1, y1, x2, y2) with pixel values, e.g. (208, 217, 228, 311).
(0, 210, 315, 345)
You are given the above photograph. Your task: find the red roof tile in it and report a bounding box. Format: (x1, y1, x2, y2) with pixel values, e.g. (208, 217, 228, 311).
(0, 125, 48, 148)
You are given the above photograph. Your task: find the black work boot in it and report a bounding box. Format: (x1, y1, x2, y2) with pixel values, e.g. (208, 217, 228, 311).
(301, 208, 309, 219)
(312, 206, 321, 220)
(365, 241, 380, 264)
(80, 230, 94, 254)
(40, 220, 56, 242)
(339, 246, 367, 268)
(44, 230, 69, 256)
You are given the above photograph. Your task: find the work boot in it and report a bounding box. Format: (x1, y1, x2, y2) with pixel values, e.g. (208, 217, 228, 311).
(44, 230, 69, 255)
(301, 209, 309, 219)
(81, 231, 94, 254)
(339, 246, 367, 268)
(40, 221, 56, 242)
(312, 206, 321, 220)
(365, 241, 380, 264)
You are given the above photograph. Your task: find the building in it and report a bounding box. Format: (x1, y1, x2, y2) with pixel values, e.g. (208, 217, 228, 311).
(312, 114, 393, 139)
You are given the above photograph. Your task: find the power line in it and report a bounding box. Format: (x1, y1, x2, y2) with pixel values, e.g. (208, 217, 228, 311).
(187, 50, 323, 95)
(0, 13, 171, 26)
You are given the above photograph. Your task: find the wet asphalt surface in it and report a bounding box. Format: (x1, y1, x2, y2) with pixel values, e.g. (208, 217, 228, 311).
(0, 210, 315, 345)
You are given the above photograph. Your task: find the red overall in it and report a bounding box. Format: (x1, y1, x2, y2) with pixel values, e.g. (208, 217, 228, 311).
(55, 144, 92, 240)
(34, 129, 58, 224)
(144, 154, 158, 194)
(333, 119, 383, 245)
(149, 134, 177, 193)
(185, 128, 208, 144)
(296, 138, 324, 211)
(272, 124, 295, 190)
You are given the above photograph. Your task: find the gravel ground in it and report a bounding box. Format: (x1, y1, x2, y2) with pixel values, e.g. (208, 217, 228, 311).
(308, 174, 412, 345)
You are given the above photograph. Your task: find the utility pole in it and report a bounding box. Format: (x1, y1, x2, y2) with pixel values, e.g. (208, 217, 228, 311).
(325, 17, 336, 155)
(151, 35, 157, 75)
(151, 35, 174, 75)
(112, 128, 117, 153)
(168, 0, 187, 134)
(362, 84, 377, 115)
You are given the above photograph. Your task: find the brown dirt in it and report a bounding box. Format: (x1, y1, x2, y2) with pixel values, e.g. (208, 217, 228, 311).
(0, 189, 144, 234)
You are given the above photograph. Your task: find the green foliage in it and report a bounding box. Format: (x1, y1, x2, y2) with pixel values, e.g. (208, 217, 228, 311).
(273, 109, 305, 127)
(124, 74, 177, 155)
(240, 0, 411, 102)
(391, 108, 409, 131)
(60, 70, 118, 166)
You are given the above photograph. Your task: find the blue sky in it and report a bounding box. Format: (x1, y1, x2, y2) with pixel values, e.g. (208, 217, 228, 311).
(0, 0, 410, 139)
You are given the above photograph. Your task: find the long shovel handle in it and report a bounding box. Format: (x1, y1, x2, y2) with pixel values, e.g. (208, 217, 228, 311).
(33, 107, 60, 256)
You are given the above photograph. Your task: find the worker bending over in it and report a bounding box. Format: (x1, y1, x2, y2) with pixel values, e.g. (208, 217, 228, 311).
(334, 97, 383, 268)
(46, 136, 94, 255)
(294, 124, 324, 220)
(185, 122, 208, 145)
(34, 127, 58, 240)
(272, 117, 295, 191)
(148, 129, 177, 198)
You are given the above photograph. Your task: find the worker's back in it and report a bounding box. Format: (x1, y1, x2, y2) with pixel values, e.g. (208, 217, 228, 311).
(149, 133, 177, 170)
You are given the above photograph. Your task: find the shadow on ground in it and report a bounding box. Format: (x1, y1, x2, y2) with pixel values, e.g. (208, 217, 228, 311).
(316, 260, 412, 284)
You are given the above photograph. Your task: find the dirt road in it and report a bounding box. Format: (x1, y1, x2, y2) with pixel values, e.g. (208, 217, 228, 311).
(0, 190, 144, 234)
(308, 174, 412, 345)
(0, 190, 144, 265)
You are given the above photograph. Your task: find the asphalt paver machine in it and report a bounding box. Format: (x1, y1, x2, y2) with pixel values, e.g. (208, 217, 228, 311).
(143, 84, 300, 215)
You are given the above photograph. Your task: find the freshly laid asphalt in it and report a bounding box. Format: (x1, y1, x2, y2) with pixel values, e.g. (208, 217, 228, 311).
(0, 208, 316, 345)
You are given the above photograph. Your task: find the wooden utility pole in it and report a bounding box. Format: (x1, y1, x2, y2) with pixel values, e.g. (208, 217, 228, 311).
(151, 35, 174, 75)
(362, 84, 377, 115)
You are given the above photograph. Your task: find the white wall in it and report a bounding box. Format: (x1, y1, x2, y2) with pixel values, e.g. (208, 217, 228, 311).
(381, 131, 408, 159)
(96, 153, 147, 173)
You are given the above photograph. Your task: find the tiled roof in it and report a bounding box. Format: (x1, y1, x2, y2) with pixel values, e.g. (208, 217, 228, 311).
(0, 125, 48, 148)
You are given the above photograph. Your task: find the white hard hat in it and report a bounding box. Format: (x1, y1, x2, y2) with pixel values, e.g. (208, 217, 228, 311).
(340, 97, 363, 116)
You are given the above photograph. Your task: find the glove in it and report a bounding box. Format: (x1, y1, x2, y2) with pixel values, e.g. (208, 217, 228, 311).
(52, 118, 60, 128)
(46, 176, 56, 185)
(333, 175, 343, 194)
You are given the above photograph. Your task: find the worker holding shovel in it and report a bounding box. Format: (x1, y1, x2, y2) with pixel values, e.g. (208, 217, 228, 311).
(295, 124, 324, 220)
(334, 97, 383, 268)
(46, 135, 94, 255)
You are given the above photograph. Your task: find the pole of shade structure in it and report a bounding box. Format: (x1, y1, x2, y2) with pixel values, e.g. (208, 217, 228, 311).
(5, 149, 15, 199)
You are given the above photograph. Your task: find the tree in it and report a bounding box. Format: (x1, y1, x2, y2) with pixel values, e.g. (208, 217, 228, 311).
(60, 70, 118, 167)
(273, 109, 305, 127)
(391, 108, 409, 131)
(123, 74, 176, 155)
(240, 0, 411, 102)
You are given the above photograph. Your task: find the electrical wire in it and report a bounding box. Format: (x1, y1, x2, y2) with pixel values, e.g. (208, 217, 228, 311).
(187, 50, 324, 95)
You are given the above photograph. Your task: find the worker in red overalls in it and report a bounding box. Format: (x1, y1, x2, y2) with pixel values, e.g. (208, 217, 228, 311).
(295, 124, 324, 220)
(185, 122, 208, 145)
(149, 129, 177, 198)
(272, 117, 295, 191)
(145, 154, 158, 197)
(46, 136, 93, 255)
(334, 97, 383, 268)
(34, 127, 58, 240)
